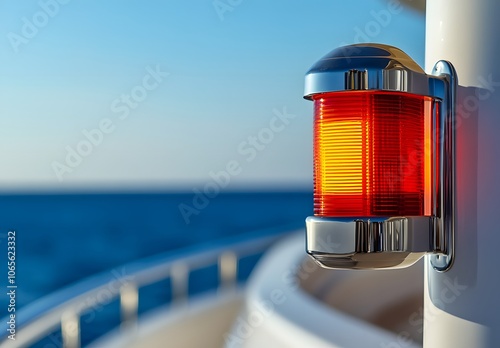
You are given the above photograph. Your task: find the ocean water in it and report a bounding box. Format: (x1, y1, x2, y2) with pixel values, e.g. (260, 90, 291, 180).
(0, 191, 311, 315)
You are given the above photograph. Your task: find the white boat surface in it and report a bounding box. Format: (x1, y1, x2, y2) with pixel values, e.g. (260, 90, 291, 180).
(91, 232, 424, 348)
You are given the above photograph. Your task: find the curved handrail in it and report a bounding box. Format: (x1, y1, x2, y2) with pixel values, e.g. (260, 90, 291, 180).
(0, 227, 297, 348)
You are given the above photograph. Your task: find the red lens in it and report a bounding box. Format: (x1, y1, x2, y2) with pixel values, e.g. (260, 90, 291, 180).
(313, 91, 435, 217)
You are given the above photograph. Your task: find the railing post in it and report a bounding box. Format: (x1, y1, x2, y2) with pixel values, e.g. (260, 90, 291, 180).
(61, 311, 80, 348)
(219, 251, 238, 291)
(171, 262, 189, 303)
(120, 282, 139, 332)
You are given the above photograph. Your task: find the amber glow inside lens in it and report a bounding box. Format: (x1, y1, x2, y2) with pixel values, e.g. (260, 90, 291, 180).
(313, 91, 435, 217)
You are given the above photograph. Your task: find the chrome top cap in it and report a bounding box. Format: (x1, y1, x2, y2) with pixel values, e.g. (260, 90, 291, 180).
(304, 43, 430, 99)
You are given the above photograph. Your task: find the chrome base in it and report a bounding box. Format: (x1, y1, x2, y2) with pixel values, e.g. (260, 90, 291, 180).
(306, 216, 440, 270)
(310, 251, 426, 270)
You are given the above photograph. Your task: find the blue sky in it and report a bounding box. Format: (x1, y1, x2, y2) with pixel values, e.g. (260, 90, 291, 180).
(0, 0, 424, 191)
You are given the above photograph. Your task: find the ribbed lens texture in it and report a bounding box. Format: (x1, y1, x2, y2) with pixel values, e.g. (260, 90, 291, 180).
(313, 91, 433, 217)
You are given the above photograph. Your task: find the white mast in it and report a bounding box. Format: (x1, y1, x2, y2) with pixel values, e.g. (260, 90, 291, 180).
(425, 0, 500, 346)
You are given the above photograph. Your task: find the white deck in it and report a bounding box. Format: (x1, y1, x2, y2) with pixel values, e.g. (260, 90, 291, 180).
(90, 290, 243, 348)
(227, 233, 423, 348)
(90, 233, 424, 348)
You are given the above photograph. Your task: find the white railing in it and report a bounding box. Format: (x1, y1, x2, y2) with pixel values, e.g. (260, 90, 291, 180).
(0, 230, 292, 348)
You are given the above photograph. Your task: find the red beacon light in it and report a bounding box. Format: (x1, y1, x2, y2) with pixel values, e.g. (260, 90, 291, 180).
(304, 44, 457, 270)
(312, 90, 434, 217)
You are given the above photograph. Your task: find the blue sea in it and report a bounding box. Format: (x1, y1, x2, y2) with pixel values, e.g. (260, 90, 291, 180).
(0, 191, 311, 345)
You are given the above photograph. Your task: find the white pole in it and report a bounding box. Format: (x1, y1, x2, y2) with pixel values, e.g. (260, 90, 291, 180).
(425, 0, 500, 347)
